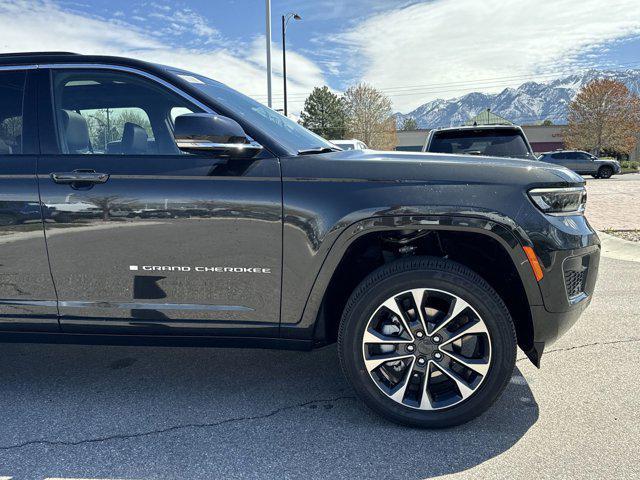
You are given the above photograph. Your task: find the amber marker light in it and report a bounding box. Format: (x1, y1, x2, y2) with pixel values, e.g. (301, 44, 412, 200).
(522, 246, 544, 282)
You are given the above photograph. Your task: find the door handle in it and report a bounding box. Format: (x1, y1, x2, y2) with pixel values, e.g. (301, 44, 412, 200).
(51, 171, 110, 185)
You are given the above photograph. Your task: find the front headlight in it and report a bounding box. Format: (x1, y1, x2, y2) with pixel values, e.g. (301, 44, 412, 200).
(528, 186, 587, 215)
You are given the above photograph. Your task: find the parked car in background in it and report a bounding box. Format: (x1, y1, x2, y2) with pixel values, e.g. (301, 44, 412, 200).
(331, 139, 368, 150)
(423, 125, 537, 160)
(538, 150, 621, 179)
(0, 201, 43, 226)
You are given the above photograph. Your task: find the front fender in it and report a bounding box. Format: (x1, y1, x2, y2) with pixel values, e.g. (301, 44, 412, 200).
(281, 213, 543, 340)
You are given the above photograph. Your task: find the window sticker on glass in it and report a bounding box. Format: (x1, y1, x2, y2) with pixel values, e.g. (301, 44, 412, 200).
(177, 74, 205, 85)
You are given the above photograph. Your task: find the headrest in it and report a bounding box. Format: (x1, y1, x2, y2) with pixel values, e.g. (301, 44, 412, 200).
(484, 138, 518, 157)
(0, 138, 12, 155)
(59, 110, 90, 154)
(122, 122, 148, 154)
(439, 142, 453, 154)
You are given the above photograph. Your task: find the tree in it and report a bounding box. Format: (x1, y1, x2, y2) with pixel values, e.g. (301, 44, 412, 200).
(87, 195, 134, 221)
(541, 119, 554, 126)
(564, 79, 640, 156)
(299, 86, 346, 139)
(400, 117, 418, 131)
(343, 83, 397, 150)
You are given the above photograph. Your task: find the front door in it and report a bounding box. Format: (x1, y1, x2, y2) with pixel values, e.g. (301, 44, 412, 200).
(575, 152, 597, 174)
(0, 69, 59, 331)
(36, 67, 282, 336)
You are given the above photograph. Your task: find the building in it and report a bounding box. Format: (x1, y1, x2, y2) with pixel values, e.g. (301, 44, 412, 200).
(464, 109, 512, 126)
(395, 124, 567, 153)
(396, 129, 429, 151)
(522, 125, 565, 153)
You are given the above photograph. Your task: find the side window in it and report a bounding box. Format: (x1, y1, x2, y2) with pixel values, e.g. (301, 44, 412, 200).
(51, 70, 200, 155)
(0, 71, 26, 155)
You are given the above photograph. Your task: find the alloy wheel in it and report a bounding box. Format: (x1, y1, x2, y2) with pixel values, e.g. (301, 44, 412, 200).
(361, 288, 492, 410)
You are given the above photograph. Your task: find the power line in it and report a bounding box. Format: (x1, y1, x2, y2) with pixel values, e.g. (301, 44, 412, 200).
(247, 61, 640, 102)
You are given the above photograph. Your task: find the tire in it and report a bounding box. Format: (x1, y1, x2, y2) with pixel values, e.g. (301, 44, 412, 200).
(338, 256, 516, 428)
(597, 166, 613, 179)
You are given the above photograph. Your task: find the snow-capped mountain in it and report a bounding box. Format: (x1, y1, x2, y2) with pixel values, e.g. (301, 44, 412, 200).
(396, 69, 640, 129)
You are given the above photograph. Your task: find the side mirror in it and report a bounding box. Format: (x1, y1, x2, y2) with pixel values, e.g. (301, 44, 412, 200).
(174, 113, 263, 157)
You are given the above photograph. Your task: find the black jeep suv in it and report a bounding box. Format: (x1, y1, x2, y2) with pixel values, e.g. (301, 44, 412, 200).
(0, 52, 599, 428)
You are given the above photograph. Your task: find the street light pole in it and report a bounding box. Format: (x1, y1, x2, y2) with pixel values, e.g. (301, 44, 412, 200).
(281, 13, 301, 117)
(281, 15, 287, 117)
(265, 0, 273, 108)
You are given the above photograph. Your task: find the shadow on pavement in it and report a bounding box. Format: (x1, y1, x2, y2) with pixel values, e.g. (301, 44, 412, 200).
(0, 343, 538, 479)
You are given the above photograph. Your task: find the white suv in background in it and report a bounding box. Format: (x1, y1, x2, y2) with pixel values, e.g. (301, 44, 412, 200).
(331, 139, 368, 150)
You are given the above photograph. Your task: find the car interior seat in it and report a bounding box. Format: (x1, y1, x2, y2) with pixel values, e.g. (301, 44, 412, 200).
(121, 122, 148, 155)
(58, 110, 92, 154)
(0, 138, 11, 155)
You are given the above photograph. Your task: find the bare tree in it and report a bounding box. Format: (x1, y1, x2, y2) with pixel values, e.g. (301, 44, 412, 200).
(87, 195, 134, 221)
(564, 79, 640, 156)
(343, 83, 397, 150)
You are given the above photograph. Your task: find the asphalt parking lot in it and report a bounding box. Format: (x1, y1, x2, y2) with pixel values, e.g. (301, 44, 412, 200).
(0, 249, 638, 479)
(0, 173, 638, 480)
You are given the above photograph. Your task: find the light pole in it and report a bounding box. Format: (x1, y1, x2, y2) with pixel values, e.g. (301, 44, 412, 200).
(282, 12, 301, 117)
(266, 0, 273, 108)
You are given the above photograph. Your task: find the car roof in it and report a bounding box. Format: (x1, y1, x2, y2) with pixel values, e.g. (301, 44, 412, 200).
(432, 124, 523, 132)
(540, 150, 584, 154)
(0, 51, 165, 73)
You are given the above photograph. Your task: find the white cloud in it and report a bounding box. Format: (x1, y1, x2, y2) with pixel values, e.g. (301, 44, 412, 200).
(147, 6, 219, 40)
(337, 0, 640, 112)
(0, 0, 328, 115)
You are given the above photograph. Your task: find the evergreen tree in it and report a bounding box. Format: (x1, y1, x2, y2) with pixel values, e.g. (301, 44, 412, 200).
(300, 86, 346, 139)
(400, 117, 418, 131)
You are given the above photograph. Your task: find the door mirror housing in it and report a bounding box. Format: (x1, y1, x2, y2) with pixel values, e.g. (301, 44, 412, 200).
(174, 113, 263, 157)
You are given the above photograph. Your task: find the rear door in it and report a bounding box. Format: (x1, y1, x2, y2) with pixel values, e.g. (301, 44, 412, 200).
(0, 68, 58, 331)
(36, 67, 282, 336)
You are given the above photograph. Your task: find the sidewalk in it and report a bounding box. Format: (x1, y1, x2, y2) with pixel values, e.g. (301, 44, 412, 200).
(598, 230, 640, 262)
(584, 174, 640, 230)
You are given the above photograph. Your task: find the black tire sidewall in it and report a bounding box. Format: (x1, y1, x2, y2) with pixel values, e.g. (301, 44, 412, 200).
(339, 258, 516, 428)
(598, 166, 613, 179)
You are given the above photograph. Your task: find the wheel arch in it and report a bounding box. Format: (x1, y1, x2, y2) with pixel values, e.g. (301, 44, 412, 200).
(290, 215, 543, 363)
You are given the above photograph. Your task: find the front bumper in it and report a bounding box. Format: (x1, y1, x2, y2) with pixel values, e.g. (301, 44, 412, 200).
(525, 242, 600, 366)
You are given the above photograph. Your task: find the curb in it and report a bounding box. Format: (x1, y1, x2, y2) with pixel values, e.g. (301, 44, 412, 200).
(597, 230, 640, 263)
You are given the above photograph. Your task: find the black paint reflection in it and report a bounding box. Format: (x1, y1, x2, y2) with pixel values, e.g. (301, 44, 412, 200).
(37, 154, 283, 334)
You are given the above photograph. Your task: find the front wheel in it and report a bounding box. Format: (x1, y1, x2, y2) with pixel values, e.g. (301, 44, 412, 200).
(597, 166, 613, 179)
(338, 256, 516, 428)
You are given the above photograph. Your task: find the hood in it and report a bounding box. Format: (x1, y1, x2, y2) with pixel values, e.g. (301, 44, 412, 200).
(290, 149, 584, 187)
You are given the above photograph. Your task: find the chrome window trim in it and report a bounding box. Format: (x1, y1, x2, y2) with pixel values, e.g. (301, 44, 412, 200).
(0, 64, 38, 71)
(39, 63, 214, 113)
(0, 63, 212, 112)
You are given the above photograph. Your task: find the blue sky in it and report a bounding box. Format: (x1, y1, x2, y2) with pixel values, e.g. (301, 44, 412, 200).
(2, 0, 640, 114)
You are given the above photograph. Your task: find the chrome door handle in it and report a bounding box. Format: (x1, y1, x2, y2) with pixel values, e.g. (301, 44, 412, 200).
(50, 171, 110, 184)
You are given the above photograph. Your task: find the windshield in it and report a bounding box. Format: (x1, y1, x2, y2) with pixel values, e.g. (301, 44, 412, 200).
(430, 129, 534, 159)
(168, 70, 335, 154)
